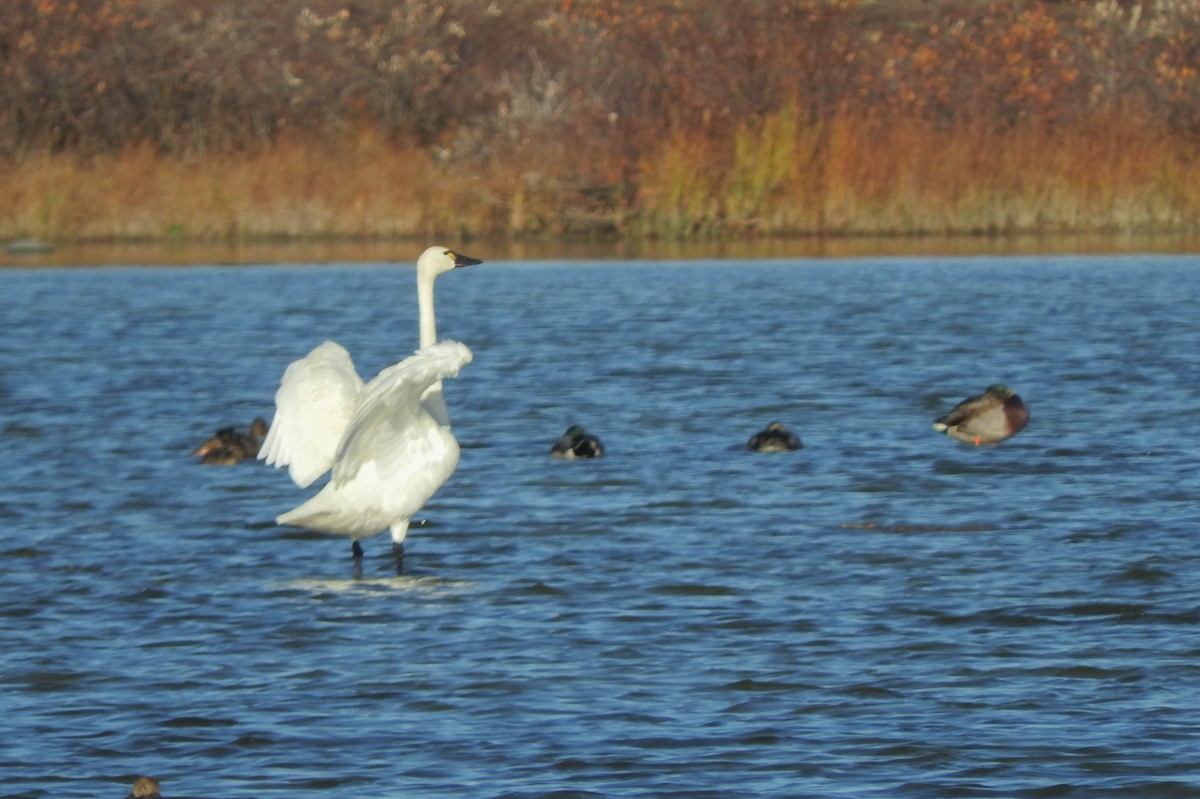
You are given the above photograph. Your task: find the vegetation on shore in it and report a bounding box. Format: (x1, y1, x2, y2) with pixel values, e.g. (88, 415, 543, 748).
(3, 0, 1200, 243)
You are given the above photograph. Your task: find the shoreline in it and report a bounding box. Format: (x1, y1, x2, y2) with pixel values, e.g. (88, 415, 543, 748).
(5, 231, 1200, 268)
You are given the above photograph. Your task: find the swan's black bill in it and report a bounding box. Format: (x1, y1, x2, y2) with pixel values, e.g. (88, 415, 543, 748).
(452, 251, 483, 268)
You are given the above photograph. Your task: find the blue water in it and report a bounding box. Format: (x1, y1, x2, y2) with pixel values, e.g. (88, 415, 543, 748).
(2, 255, 1199, 798)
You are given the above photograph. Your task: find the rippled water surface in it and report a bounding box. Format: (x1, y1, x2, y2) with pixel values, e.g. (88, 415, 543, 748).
(2, 255, 1199, 798)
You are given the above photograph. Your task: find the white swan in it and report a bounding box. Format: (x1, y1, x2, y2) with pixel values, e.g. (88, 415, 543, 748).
(259, 246, 482, 573)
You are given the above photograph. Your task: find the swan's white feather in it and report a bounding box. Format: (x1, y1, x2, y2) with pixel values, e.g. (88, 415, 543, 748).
(332, 341, 472, 486)
(258, 340, 364, 488)
(275, 341, 472, 540)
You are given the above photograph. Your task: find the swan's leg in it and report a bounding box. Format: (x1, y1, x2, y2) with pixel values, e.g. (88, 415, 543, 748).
(389, 522, 409, 576)
(351, 540, 364, 580)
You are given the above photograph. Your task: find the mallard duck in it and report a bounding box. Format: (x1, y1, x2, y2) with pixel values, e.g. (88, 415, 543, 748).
(747, 421, 803, 452)
(933, 384, 1028, 445)
(550, 425, 605, 459)
(193, 417, 269, 464)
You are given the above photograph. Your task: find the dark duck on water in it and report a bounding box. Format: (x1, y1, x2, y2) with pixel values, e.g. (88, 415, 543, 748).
(747, 421, 803, 452)
(192, 417, 269, 464)
(550, 425, 605, 459)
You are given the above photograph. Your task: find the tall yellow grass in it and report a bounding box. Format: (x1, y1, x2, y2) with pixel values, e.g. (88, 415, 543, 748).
(3, 112, 1198, 242)
(634, 109, 1200, 239)
(0, 133, 461, 241)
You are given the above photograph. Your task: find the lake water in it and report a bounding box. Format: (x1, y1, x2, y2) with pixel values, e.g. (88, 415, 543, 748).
(1, 254, 1198, 798)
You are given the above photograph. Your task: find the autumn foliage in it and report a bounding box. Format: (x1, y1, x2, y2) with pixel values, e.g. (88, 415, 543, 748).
(3, 0, 1200, 241)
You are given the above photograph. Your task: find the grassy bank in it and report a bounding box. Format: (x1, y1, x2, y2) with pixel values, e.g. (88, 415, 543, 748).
(4, 110, 1199, 244)
(6, 1, 1200, 243)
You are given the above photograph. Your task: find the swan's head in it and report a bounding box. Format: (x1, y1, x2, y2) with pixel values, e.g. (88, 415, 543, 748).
(418, 246, 483, 281)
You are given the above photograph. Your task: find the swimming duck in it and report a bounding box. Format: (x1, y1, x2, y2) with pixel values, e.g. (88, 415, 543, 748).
(747, 421, 803, 452)
(127, 776, 161, 799)
(198, 444, 245, 466)
(192, 417, 269, 464)
(550, 425, 605, 459)
(932, 384, 1029, 445)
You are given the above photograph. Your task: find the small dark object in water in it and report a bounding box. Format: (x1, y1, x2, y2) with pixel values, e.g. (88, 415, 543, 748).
(747, 421, 803, 452)
(192, 417, 269, 464)
(127, 776, 161, 799)
(550, 425, 605, 459)
(933, 384, 1029, 446)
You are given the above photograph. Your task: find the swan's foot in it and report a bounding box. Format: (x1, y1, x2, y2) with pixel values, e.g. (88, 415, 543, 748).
(351, 540, 364, 580)
(392, 542, 405, 575)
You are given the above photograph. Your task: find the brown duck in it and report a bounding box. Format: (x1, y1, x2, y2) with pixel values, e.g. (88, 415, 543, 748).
(933, 384, 1028, 446)
(192, 417, 269, 464)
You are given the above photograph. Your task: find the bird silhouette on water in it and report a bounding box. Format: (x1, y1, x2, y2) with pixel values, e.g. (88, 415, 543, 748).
(747, 421, 803, 452)
(550, 425, 605, 459)
(192, 417, 269, 465)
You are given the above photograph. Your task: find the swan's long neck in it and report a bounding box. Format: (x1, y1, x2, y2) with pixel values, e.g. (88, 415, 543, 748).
(416, 266, 452, 425)
(417, 269, 437, 348)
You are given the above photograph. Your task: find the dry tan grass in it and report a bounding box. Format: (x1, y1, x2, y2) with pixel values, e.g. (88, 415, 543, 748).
(3, 114, 1199, 242)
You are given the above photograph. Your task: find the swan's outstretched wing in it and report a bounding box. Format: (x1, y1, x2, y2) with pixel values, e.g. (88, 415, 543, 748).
(259, 340, 365, 487)
(331, 341, 473, 492)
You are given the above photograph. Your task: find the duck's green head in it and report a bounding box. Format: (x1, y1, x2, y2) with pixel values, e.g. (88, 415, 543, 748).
(986, 384, 1014, 398)
(564, 425, 586, 437)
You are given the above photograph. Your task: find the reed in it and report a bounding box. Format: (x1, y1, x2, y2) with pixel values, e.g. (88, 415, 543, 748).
(2, 113, 1199, 242)
(0, 133, 445, 241)
(725, 105, 804, 229)
(633, 132, 725, 239)
(720, 110, 1200, 237)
